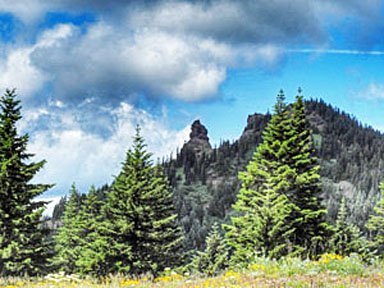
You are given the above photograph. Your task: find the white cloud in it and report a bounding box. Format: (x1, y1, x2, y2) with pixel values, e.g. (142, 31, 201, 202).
(357, 83, 384, 100)
(0, 0, 50, 24)
(5, 0, 380, 104)
(289, 48, 384, 56)
(0, 47, 45, 98)
(22, 21, 284, 103)
(0, 1, 316, 104)
(0, 24, 76, 99)
(27, 102, 190, 197)
(28, 23, 236, 102)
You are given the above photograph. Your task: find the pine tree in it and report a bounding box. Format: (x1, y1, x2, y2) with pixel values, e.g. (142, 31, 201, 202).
(75, 185, 109, 276)
(330, 197, 365, 256)
(287, 93, 330, 255)
(188, 222, 229, 275)
(0, 89, 54, 276)
(102, 126, 183, 276)
(225, 174, 298, 262)
(366, 183, 384, 254)
(53, 184, 84, 273)
(224, 91, 299, 262)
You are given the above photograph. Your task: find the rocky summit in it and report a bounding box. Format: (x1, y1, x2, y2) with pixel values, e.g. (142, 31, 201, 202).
(182, 120, 212, 157)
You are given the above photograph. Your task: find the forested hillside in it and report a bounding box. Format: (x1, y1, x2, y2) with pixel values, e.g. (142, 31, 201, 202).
(51, 98, 384, 253)
(162, 99, 384, 251)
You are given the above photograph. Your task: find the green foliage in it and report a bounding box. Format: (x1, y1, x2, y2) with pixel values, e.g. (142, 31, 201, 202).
(188, 223, 229, 275)
(287, 94, 330, 255)
(246, 253, 367, 277)
(75, 185, 109, 276)
(224, 91, 330, 261)
(224, 91, 301, 261)
(102, 126, 183, 276)
(53, 184, 84, 273)
(366, 183, 384, 254)
(0, 89, 54, 276)
(330, 197, 366, 256)
(54, 184, 109, 276)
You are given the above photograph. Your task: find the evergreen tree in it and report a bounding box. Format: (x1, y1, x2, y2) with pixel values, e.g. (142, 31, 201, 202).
(366, 183, 384, 254)
(225, 175, 298, 262)
(75, 185, 109, 276)
(53, 184, 83, 273)
(287, 93, 330, 255)
(330, 197, 365, 256)
(102, 126, 183, 276)
(224, 92, 300, 262)
(0, 89, 54, 276)
(188, 222, 229, 275)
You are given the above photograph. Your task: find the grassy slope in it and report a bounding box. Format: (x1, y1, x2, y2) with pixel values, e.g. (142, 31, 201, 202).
(2, 254, 384, 288)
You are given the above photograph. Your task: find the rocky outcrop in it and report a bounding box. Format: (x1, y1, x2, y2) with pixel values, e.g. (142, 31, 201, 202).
(190, 120, 209, 142)
(182, 120, 212, 157)
(240, 113, 270, 141)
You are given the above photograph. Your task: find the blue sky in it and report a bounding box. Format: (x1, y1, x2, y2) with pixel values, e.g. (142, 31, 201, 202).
(1, 0, 384, 211)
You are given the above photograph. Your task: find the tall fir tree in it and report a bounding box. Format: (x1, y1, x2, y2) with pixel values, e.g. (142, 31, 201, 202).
(188, 222, 229, 275)
(366, 182, 384, 254)
(0, 89, 54, 276)
(102, 126, 183, 276)
(53, 184, 84, 273)
(330, 197, 365, 256)
(224, 91, 300, 262)
(75, 185, 109, 276)
(287, 93, 330, 255)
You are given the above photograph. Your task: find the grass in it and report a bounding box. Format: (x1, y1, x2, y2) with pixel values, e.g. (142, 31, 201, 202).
(2, 254, 384, 287)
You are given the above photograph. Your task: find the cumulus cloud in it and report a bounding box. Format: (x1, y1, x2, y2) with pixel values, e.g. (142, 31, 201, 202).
(2, 0, 382, 44)
(30, 23, 232, 102)
(128, 0, 328, 45)
(0, 0, 381, 104)
(26, 102, 190, 197)
(15, 20, 282, 103)
(0, 24, 75, 99)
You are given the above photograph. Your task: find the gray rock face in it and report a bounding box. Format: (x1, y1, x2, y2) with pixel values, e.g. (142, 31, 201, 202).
(240, 113, 267, 140)
(183, 120, 212, 156)
(190, 120, 209, 141)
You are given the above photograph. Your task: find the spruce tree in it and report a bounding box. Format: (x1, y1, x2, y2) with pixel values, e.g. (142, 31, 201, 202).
(0, 89, 54, 276)
(102, 126, 183, 276)
(287, 93, 330, 255)
(366, 183, 384, 254)
(53, 184, 84, 273)
(330, 197, 364, 256)
(75, 185, 109, 275)
(224, 91, 300, 262)
(188, 222, 229, 275)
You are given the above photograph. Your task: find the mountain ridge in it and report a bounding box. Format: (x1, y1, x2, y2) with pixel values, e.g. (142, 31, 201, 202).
(164, 98, 384, 250)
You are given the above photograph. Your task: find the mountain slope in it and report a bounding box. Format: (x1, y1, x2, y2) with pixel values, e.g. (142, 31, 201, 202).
(164, 99, 384, 251)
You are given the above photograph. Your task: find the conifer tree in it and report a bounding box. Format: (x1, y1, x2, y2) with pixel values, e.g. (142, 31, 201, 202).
(75, 185, 109, 275)
(189, 222, 229, 275)
(0, 89, 54, 276)
(287, 93, 330, 255)
(224, 92, 300, 262)
(53, 184, 83, 273)
(366, 183, 384, 254)
(330, 197, 364, 256)
(102, 126, 183, 275)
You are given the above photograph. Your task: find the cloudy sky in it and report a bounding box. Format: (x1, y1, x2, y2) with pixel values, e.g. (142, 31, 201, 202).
(1, 0, 384, 211)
